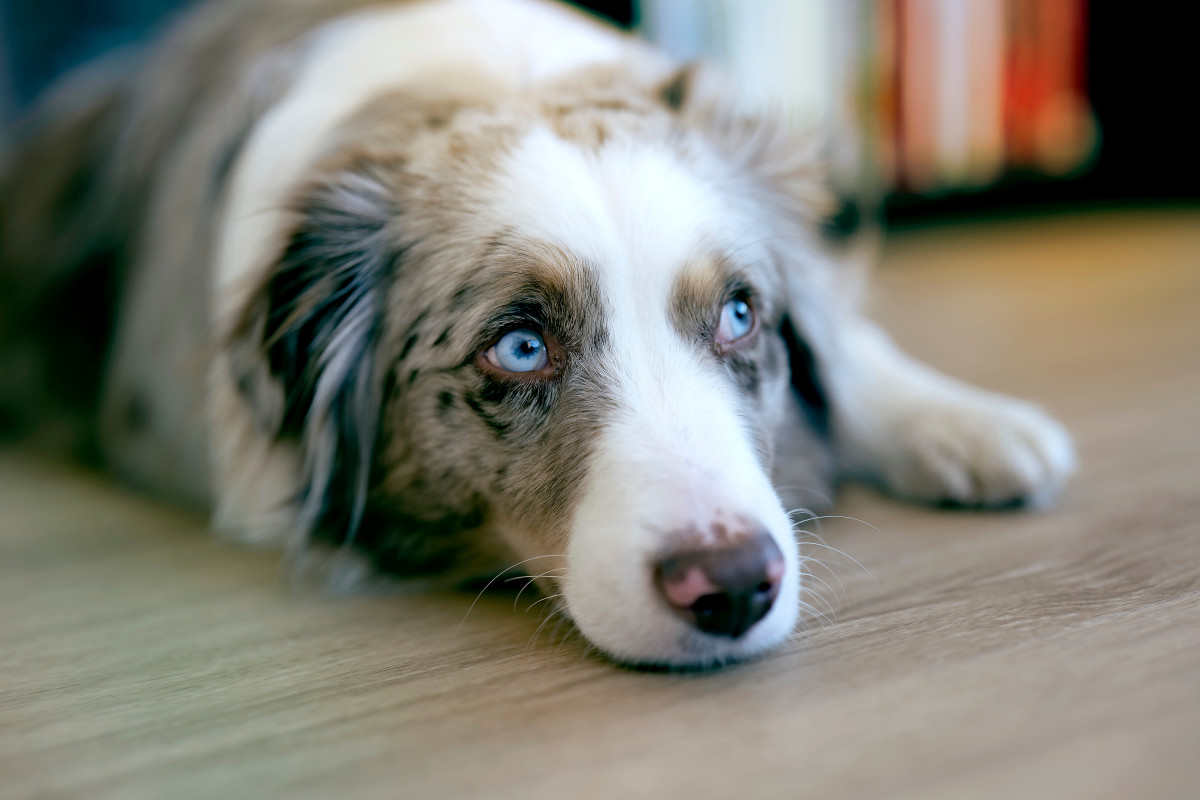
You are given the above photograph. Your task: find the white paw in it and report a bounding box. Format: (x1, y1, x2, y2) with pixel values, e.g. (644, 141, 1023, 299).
(877, 392, 1076, 508)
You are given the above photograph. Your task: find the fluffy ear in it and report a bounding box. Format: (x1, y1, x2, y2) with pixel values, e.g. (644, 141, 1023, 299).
(231, 157, 401, 542)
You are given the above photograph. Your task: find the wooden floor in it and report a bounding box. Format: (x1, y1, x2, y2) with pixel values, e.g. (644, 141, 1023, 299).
(3, 210, 1199, 799)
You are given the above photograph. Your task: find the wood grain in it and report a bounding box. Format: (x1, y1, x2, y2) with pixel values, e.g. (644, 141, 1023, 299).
(3, 210, 1199, 799)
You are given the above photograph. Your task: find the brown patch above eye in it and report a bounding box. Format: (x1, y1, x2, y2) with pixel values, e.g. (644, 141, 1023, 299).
(669, 255, 735, 339)
(465, 234, 607, 354)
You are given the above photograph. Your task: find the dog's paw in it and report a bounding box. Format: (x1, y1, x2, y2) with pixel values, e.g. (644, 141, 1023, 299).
(874, 392, 1076, 508)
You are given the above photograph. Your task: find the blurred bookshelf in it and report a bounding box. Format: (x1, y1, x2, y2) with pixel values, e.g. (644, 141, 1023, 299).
(640, 0, 1200, 228)
(3, 0, 1197, 228)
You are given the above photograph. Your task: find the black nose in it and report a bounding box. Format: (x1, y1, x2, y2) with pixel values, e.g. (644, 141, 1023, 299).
(654, 531, 785, 638)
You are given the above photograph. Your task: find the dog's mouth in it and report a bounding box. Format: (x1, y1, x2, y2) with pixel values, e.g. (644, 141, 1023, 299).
(514, 492, 800, 668)
(508, 524, 792, 667)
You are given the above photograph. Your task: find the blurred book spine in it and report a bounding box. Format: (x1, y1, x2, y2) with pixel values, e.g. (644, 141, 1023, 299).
(639, 0, 1096, 200)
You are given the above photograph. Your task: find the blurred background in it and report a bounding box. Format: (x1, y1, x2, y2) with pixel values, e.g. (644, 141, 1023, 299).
(1, 0, 1197, 228)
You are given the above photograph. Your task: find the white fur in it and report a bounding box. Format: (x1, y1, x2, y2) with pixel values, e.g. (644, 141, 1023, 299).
(483, 130, 800, 665)
(833, 319, 1076, 506)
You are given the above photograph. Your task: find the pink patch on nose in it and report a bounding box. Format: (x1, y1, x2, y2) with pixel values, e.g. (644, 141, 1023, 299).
(661, 566, 721, 609)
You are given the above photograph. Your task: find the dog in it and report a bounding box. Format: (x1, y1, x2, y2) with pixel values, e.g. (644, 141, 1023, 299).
(0, 0, 1074, 667)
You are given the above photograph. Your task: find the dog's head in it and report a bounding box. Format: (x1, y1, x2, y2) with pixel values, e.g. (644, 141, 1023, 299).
(233, 66, 837, 667)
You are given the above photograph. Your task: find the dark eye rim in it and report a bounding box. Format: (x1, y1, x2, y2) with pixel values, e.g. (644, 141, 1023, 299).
(714, 291, 760, 352)
(476, 324, 563, 381)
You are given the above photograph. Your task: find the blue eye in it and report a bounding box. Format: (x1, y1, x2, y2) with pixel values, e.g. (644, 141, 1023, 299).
(487, 328, 550, 373)
(716, 297, 755, 344)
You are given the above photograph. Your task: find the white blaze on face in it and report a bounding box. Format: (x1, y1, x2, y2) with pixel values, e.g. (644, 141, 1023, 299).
(489, 129, 800, 666)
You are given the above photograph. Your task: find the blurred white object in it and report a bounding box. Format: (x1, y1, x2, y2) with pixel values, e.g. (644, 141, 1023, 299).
(639, 0, 834, 122)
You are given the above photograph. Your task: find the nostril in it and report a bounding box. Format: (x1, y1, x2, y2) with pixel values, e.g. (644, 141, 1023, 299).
(655, 530, 785, 639)
(691, 593, 729, 618)
(659, 564, 720, 609)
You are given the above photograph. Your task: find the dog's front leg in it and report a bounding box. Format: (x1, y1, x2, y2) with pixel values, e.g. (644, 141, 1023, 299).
(832, 318, 1075, 507)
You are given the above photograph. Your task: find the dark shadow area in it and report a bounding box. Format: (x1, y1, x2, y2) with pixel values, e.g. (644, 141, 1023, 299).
(885, 3, 1200, 227)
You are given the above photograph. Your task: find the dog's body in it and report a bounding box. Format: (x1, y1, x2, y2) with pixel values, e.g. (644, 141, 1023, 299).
(0, 0, 1074, 666)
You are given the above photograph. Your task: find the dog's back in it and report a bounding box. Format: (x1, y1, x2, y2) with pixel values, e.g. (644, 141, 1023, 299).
(0, 0, 452, 498)
(0, 56, 130, 461)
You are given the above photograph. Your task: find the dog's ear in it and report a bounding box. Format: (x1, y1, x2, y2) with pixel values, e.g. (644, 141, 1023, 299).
(657, 63, 696, 111)
(231, 157, 402, 542)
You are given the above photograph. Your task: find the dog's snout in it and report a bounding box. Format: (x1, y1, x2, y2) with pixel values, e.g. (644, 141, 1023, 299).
(654, 530, 785, 638)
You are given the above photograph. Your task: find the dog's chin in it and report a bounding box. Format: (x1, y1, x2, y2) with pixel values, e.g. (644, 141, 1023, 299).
(560, 563, 801, 670)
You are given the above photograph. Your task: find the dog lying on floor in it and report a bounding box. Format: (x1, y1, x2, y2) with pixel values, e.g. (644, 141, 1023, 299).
(0, 0, 1074, 667)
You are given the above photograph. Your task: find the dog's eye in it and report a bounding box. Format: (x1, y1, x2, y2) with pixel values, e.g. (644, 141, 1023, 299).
(486, 328, 550, 373)
(716, 298, 756, 345)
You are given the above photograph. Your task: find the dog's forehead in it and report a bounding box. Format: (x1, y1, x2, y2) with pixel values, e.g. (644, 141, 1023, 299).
(485, 127, 751, 295)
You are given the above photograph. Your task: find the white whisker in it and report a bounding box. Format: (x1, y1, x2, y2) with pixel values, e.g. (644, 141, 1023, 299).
(798, 569, 843, 609)
(797, 546, 850, 598)
(799, 584, 838, 622)
(507, 568, 567, 611)
(796, 598, 834, 628)
(793, 539, 877, 586)
(457, 554, 566, 632)
(525, 592, 564, 613)
(527, 607, 566, 651)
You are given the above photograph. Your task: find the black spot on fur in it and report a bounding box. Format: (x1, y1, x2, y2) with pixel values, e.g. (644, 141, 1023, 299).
(450, 284, 475, 312)
(478, 377, 516, 405)
(380, 370, 399, 410)
(400, 332, 419, 361)
(780, 315, 830, 437)
(401, 309, 427, 341)
(235, 372, 253, 399)
(464, 392, 511, 438)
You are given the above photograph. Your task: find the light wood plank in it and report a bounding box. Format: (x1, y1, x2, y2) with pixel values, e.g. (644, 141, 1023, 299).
(3, 210, 1199, 799)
